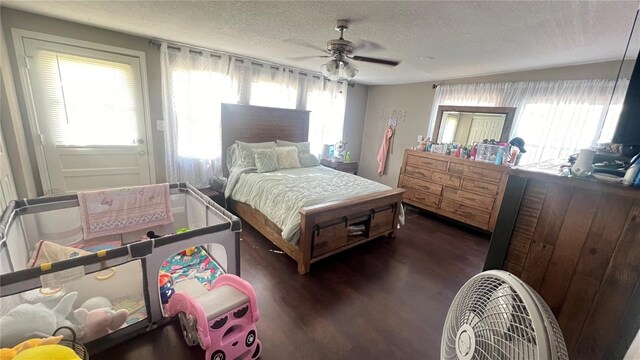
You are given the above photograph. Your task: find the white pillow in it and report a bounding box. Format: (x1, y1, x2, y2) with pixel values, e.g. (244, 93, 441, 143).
(275, 146, 301, 169)
(276, 140, 311, 155)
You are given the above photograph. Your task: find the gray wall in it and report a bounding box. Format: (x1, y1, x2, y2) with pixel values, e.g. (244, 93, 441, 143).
(0, 8, 370, 194)
(343, 83, 369, 162)
(1, 7, 166, 189)
(359, 60, 631, 186)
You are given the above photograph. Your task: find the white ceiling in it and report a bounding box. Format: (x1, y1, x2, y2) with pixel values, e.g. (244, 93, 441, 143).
(3, 1, 639, 85)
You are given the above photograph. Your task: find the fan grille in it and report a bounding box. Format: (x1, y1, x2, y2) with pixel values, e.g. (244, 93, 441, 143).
(442, 272, 567, 360)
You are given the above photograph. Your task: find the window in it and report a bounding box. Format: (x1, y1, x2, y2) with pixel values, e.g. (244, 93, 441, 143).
(170, 69, 237, 159)
(249, 80, 297, 109)
(35, 51, 139, 146)
(306, 88, 346, 156)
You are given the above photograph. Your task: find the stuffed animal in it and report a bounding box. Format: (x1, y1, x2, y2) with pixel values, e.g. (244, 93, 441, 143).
(12, 344, 80, 360)
(0, 292, 79, 349)
(0, 336, 63, 360)
(73, 307, 128, 342)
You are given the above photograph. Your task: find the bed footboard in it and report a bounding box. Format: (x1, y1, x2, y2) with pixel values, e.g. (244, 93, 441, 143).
(297, 188, 404, 274)
(230, 189, 404, 274)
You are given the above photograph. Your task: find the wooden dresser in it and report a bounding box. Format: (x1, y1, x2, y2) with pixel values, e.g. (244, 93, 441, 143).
(398, 149, 508, 231)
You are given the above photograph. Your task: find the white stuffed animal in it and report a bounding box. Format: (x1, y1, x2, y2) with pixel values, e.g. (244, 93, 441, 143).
(0, 292, 79, 348)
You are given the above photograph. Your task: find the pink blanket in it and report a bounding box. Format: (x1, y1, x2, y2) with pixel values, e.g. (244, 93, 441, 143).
(78, 184, 173, 239)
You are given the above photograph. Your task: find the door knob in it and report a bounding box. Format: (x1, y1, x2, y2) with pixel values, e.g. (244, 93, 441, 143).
(139, 150, 146, 156)
(137, 138, 144, 144)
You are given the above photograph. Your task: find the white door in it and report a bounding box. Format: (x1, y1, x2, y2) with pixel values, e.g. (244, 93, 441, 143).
(21, 37, 152, 194)
(467, 114, 507, 144)
(0, 123, 18, 209)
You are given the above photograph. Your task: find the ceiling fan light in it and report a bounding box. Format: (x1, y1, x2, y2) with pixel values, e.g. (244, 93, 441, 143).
(321, 60, 339, 78)
(343, 61, 359, 79)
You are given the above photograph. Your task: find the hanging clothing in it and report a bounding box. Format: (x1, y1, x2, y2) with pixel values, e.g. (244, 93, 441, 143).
(377, 126, 395, 176)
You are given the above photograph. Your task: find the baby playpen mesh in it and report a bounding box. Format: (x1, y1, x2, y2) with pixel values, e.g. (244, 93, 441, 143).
(0, 183, 241, 352)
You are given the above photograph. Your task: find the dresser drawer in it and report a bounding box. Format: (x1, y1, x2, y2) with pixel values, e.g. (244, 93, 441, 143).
(448, 163, 503, 182)
(442, 187, 494, 211)
(431, 171, 461, 187)
(400, 175, 442, 196)
(403, 189, 440, 210)
(406, 155, 448, 172)
(461, 178, 499, 196)
(404, 165, 432, 179)
(440, 199, 490, 229)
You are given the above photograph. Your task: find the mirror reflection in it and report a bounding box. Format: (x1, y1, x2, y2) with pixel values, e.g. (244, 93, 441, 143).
(433, 106, 516, 145)
(439, 111, 507, 145)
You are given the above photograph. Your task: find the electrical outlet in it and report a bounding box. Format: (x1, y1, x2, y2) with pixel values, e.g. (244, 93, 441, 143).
(156, 120, 165, 131)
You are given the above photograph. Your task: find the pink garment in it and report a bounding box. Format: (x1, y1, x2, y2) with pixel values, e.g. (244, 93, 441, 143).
(377, 126, 395, 176)
(78, 183, 173, 239)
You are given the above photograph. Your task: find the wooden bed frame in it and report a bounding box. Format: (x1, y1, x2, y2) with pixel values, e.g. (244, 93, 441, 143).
(221, 103, 404, 274)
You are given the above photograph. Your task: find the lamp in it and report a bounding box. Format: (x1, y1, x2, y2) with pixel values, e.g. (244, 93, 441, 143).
(321, 58, 358, 80)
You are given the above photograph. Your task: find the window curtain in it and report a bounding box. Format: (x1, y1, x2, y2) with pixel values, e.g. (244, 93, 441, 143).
(160, 41, 347, 186)
(429, 79, 629, 164)
(304, 76, 347, 157)
(160, 43, 238, 187)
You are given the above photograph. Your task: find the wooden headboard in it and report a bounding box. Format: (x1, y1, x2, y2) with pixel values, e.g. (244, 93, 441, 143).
(221, 103, 310, 176)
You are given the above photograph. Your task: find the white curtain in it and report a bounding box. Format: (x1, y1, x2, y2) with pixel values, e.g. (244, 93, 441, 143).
(429, 79, 629, 164)
(304, 76, 348, 156)
(160, 42, 347, 186)
(160, 44, 238, 187)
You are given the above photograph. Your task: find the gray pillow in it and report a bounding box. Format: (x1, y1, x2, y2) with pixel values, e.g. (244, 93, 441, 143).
(254, 148, 279, 173)
(236, 141, 276, 168)
(298, 153, 320, 167)
(276, 140, 310, 155)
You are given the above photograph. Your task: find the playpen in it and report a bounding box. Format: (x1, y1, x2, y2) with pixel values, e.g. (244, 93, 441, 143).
(0, 183, 241, 352)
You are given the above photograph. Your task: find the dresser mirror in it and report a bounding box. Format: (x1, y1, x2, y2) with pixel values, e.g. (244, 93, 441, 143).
(432, 106, 516, 145)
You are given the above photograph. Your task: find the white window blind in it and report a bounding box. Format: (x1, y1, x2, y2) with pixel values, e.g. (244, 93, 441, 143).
(34, 51, 139, 146)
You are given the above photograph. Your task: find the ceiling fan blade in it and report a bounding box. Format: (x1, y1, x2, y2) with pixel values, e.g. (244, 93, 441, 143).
(353, 40, 385, 53)
(282, 38, 326, 52)
(287, 55, 332, 61)
(351, 56, 400, 67)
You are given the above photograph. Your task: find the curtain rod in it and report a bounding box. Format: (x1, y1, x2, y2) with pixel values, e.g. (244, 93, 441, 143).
(148, 38, 354, 86)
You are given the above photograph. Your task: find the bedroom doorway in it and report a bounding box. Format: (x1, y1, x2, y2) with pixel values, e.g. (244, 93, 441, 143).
(14, 31, 155, 194)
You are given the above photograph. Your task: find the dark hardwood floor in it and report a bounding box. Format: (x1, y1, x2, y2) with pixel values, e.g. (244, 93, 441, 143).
(93, 208, 489, 360)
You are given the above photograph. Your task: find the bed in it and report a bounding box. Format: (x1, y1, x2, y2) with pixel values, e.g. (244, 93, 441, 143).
(221, 103, 404, 274)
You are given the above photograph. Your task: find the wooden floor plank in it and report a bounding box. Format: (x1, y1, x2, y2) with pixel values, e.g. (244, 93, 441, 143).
(91, 208, 489, 360)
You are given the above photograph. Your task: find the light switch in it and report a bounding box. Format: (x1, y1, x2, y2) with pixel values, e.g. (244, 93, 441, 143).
(156, 120, 165, 131)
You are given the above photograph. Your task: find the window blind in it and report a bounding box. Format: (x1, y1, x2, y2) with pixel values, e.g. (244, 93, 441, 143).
(34, 51, 139, 146)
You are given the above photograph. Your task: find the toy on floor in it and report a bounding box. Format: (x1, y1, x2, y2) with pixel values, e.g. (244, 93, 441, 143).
(165, 274, 262, 360)
(159, 273, 176, 305)
(12, 344, 80, 360)
(0, 292, 79, 348)
(0, 336, 63, 360)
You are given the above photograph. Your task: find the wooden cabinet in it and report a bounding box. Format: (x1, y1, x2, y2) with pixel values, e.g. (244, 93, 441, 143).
(485, 168, 640, 359)
(398, 150, 508, 231)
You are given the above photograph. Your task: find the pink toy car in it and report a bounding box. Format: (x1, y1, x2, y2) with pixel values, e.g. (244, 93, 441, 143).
(165, 274, 262, 360)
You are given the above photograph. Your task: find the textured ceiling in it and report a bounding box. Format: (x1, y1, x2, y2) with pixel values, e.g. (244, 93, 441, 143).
(2, 1, 639, 85)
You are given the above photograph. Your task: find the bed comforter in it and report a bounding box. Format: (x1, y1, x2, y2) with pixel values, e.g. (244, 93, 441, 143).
(225, 165, 393, 244)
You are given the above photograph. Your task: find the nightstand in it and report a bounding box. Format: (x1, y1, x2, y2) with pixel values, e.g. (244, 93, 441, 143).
(320, 159, 359, 175)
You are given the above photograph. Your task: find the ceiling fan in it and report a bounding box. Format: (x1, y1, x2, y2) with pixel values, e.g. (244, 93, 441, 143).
(290, 19, 400, 80)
